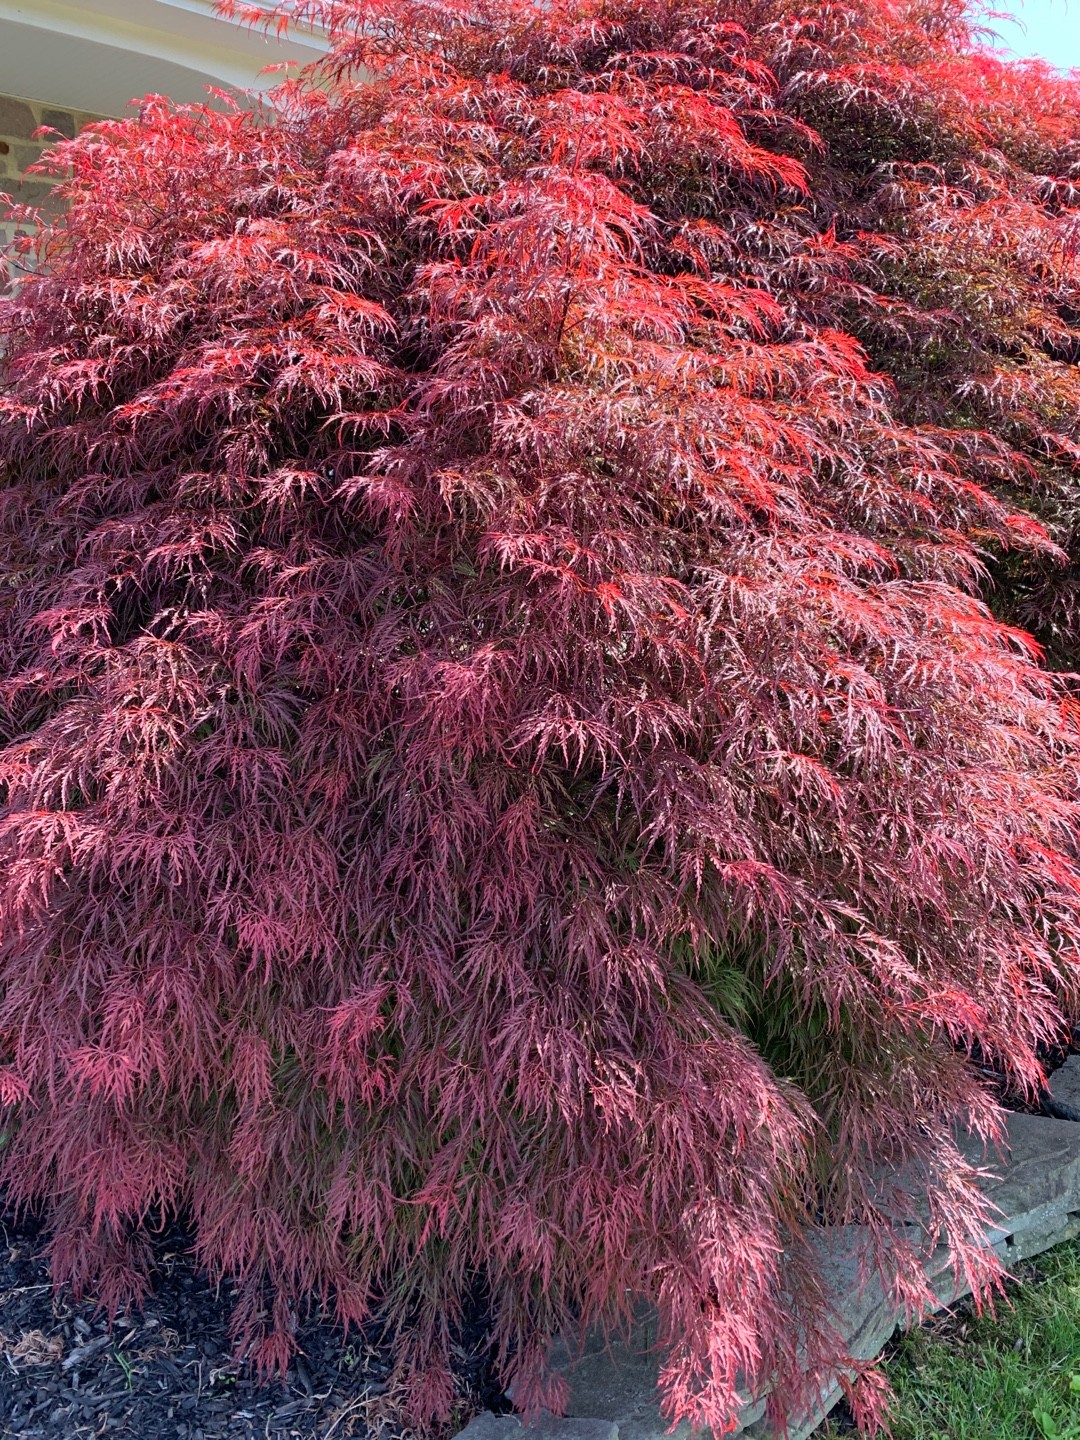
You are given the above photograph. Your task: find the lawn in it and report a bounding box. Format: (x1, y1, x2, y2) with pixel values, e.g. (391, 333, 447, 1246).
(821, 1243, 1080, 1440)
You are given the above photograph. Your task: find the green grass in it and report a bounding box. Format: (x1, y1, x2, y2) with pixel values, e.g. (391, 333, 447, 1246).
(820, 1242, 1080, 1440)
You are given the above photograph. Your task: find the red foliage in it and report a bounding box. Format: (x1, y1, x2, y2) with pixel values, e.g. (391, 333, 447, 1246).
(1, 0, 1080, 1432)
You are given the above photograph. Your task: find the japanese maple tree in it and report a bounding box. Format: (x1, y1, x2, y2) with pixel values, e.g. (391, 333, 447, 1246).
(1, 0, 1079, 1433)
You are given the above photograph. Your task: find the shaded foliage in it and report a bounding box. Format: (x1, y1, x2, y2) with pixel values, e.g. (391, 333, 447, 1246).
(1, 0, 1079, 1433)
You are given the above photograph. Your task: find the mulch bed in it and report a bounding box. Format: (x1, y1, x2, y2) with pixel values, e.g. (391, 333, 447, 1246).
(0, 1205, 507, 1440)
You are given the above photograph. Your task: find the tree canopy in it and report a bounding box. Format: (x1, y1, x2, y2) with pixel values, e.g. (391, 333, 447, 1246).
(0, 0, 1079, 1431)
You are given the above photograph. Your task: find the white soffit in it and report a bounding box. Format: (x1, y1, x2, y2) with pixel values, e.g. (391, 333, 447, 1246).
(0, 0, 329, 116)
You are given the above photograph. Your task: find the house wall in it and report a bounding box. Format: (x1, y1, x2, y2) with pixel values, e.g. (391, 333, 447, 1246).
(0, 6, 326, 265)
(0, 93, 103, 250)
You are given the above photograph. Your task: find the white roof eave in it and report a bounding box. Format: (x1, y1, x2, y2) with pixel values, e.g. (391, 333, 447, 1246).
(0, 0, 328, 116)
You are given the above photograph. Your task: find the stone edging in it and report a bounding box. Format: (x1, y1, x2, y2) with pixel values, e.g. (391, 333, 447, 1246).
(455, 1107, 1080, 1440)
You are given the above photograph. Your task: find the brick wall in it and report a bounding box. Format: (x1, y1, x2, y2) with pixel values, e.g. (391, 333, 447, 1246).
(0, 94, 102, 248)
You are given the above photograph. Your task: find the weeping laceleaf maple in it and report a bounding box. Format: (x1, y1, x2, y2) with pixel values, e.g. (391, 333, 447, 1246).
(1, 0, 1080, 1433)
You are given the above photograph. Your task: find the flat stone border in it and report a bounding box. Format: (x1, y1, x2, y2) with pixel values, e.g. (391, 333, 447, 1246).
(456, 1414, 618, 1440)
(456, 1110, 1080, 1440)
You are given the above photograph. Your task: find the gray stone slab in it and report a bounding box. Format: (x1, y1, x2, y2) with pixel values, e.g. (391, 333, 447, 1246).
(454, 1413, 619, 1440)
(1047, 1056, 1080, 1123)
(540, 1313, 699, 1440)
(751, 1113, 1080, 1439)
(960, 1111, 1080, 1257)
(519, 1111, 1080, 1440)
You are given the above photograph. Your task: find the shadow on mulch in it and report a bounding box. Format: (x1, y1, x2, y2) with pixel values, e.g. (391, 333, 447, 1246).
(0, 1205, 508, 1440)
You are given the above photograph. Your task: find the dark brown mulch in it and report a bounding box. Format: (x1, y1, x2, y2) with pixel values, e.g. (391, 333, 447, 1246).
(0, 1204, 507, 1440)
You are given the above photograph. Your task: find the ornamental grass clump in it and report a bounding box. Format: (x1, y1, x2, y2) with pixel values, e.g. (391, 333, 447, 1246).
(1, 0, 1079, 1433)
